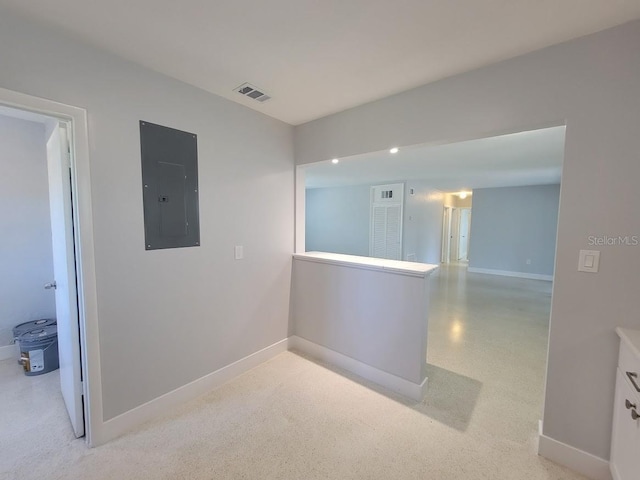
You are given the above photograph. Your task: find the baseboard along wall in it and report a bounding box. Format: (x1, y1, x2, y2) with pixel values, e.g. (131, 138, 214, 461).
(288, 335, 428, 401)
(94, 338, 289, 445)
(538, 421, 611, 480)
(468, 267, 553, 281)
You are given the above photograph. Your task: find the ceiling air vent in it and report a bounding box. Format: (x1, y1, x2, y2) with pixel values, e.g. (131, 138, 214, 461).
(234, 83, 271, 103)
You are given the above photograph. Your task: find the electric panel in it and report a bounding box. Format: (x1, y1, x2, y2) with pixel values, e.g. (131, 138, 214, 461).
(140, 121, 199, 250)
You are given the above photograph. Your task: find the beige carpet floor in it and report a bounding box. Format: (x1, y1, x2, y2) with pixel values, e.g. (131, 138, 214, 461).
(0, 266, 588, 480)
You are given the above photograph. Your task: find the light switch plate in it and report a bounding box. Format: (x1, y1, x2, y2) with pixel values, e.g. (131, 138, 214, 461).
(578, 249, 600, 273)
(235, 245, 243, 260)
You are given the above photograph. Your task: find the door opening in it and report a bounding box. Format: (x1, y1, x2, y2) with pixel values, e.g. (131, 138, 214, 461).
(457, 208, 471, 262)
(0, 104, 85, 439)
(0, 86, 99, 446)
(441, 201, 472, 264)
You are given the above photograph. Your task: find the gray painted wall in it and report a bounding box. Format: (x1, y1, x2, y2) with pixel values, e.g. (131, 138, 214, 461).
(295, 21, 640, 460)
(404, 181, 443, 264)
(0, 9, 294, 420)
(469, 185, 560, 276)
(305, 185, 370, 256)
(0, 115, 55, 346)
(292, 256, 429, 385)
(305, 181, 443, 263)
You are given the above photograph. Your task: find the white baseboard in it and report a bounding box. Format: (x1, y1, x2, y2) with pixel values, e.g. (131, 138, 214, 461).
(468, 267, 553, 281)
(538, 422, 611, 480)
(96, 338, 289, 446)
(0, 343, 18, 361)
(288, 335, 428, 401)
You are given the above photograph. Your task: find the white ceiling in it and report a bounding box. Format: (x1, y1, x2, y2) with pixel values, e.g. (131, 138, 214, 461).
(304, 126, 565, 190)
(1, 1, 639, 125)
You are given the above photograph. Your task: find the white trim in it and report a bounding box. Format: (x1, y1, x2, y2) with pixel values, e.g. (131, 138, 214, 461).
(294, 252, 438, 278)
(467, 267, 553, 281)
(288, 335, 428, 401)
(0, 344, 18, 361)
(295, 166, 306, 253)
(96, 338, 289, 445)
(538, 423, 611, 480)
(0, 86, 100, 446)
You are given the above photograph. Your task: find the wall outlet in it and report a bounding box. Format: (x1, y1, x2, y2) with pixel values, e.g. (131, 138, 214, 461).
(234, 245, 243, 260)
(526, 259, 531, 265)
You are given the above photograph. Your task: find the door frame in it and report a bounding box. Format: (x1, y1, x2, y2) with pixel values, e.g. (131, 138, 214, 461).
(441, 206, 452, 263)
(457, 207, 472, 261)
(0, 87, 101, 446)
(449, 208, 460, 262)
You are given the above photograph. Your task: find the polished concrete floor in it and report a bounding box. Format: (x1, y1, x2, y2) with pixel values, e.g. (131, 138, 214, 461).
(0, 265, 587, 479)
(426, 264, 554, 444)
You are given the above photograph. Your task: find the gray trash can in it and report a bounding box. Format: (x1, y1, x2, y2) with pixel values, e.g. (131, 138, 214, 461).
(13, 318, 57, 338)
(18, 325, 59, 376)
(12, 319, 56, 364)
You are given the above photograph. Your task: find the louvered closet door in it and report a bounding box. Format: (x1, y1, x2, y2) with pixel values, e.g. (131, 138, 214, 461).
(385, 204, 401, 259)
(370, 184, 404, 260)
(372, 205, 387, 258)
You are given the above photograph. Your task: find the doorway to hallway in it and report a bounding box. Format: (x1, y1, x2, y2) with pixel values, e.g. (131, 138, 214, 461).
(441, 202, 472, 264)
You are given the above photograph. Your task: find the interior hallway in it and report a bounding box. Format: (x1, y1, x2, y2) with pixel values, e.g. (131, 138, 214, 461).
(0, 265, 586, 480)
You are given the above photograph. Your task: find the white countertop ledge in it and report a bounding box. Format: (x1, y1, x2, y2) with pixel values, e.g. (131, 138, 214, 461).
(616, 327, 640, 359)
(293, 252, 439, 278)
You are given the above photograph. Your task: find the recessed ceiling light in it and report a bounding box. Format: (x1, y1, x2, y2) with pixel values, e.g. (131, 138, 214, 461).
(331, 158, 339, 164)
(389, 147, 399, 154)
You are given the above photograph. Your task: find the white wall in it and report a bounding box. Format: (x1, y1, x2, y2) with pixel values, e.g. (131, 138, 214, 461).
(305, 185, 370, 256)
(403, 181, 443, 264)
(443, 193, 472, 208)
(305, 181, 443, 263)
(295, 21, 640, 462)
(0, 9, 294, 421)
(469, 185, 560, 276)
(0, 114, 55, 346)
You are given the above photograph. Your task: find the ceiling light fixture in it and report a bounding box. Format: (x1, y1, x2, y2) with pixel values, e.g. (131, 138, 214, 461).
(459, 192, 468, 199)
(331, 158, 339, 164)
(389, 147, 399, 154)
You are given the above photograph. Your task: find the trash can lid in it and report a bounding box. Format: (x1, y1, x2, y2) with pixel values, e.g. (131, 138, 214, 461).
(13, 318, 56, 334)
(19, 325, 58, 342)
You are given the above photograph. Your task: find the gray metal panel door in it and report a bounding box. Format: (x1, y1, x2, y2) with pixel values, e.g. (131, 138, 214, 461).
(140, 121, 199, 250)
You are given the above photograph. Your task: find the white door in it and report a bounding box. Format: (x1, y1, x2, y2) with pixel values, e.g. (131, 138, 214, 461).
(441, 206, 452, 263)
(46, 123, 84, 438)
(370, 184, 404, 260)
(458, 208, 471, 261)
(449, 208, 459, 262)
